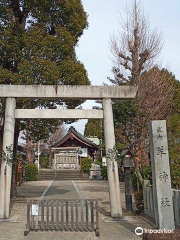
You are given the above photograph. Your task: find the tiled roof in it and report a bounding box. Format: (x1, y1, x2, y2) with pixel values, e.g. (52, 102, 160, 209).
(52, 126, 99, 149)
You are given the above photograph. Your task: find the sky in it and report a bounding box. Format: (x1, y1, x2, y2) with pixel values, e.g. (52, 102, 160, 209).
(67, 0, 180, 134)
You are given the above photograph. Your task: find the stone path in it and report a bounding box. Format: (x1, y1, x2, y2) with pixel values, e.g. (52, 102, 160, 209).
(43, 180, 81, 200)
(0, 180, 156, 240)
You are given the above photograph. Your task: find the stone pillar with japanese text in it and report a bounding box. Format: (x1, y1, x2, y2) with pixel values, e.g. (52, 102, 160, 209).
(149, 120, 175, 230)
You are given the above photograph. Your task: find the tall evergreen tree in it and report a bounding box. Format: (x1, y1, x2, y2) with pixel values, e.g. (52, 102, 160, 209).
(84, 119, 103, 139)
(0, 0, 90, 195)
(0, 0, 89, 140)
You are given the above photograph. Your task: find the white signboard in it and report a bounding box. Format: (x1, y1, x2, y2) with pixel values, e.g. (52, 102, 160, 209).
(102, 157, 107, 166)
(78, 148, 88, 157)
(31, 204, 39, 216)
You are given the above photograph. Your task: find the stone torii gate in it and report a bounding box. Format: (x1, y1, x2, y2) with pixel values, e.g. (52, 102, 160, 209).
(0, 85, 137, 219)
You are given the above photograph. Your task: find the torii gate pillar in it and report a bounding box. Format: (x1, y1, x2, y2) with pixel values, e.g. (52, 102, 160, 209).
(0, 98, 16, 219)
(0, 85, 137, 219)
(103, 98, 122, 218)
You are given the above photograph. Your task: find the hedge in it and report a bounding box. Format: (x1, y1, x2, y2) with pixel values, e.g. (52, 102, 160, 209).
(25, 163, 38, 181)
(101, 166, 108, 180)
(81, 158, 92, 173)
(40, 156, 50, 169)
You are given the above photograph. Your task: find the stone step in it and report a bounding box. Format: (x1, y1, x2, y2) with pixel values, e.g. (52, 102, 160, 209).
(37, 170, 83, 181)
(38, 171, 81, 174)
(55, 177, 82, 179)
(37, 179, 86, 181)
(37, 178, 54, 180)
(38, 176, 81, 178)
(10, 198, 27, 203)
(39, 173, 81, 176)
(38, 173, 81, 176)
(38, 173, 55, 175)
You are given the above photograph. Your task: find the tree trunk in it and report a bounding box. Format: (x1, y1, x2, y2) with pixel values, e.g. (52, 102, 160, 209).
(135, 165, 144, 186)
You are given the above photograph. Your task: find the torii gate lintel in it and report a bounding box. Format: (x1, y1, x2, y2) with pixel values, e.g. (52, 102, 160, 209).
(0, 85, 137, 219)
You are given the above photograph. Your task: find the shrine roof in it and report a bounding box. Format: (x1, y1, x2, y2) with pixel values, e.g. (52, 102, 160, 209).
(51, 126, 99, 149)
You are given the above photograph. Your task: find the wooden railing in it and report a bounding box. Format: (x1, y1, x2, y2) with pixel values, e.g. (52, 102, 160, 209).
(24, 199, 99, 237)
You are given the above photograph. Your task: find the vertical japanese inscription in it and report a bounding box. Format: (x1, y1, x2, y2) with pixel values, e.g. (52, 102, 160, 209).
(149, 120, 175, 230)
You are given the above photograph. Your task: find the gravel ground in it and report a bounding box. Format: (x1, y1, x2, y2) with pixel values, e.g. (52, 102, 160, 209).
(2, 180, 155, 240)
(10, 181, 51, 219)
(10, 180, 133, 219)
(74, 180, 127, 216)
(17, 181, 51, 198)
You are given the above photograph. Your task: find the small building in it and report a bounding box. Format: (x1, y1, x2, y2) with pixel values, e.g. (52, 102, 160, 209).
(51, 127, 99, 169)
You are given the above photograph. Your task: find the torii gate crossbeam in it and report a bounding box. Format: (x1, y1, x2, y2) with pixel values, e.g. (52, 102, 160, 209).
(0, 85, 137, 219)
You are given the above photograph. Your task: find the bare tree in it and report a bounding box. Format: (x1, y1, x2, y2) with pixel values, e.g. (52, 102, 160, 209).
(110, 0, 162, 85)
(49, 125, 67, 146)
(24, 124, 67, 162)
(110, 1, 175, 184)
(115, 67, 175, 184)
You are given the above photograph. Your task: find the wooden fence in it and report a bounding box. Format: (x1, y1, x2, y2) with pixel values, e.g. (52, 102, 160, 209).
(24, 199, 99, 237)
(143, 180, 180, 227)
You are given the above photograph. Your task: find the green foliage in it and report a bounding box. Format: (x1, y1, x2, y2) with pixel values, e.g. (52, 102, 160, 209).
(25, 163, 38, 181)
(94, 157, 102, 167)
(168, 114, 180, 139)
(131, 172, 138, 191)
(171, 78, 180, 114)
(112, 68, 179, 187)
(113, 99, 138, 127)
(84, 119, 103, 139)
(96, 156, 102, 162)
(168, 113, 180, 188)
(131, 167, 151, 191)
(168, 77, 180, 189)
(134, 191, 144, 214)
(131, 171, 143, 191)
(112, 99, 139, 151)
(40, 156, 49, 169)
(101, 166, 108, 180)
(170, 162, 180, 189)
(0, 0, 90, 142)
(81, 158, 92, 173)
(94, 161, 102, 167)
(143, 166, 152, 184)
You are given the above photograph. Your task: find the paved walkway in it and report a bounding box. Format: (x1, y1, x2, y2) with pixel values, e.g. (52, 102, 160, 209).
(0, 180, 156, 240)
(42, 180, 81, 200)
(0, 220, 141, 240)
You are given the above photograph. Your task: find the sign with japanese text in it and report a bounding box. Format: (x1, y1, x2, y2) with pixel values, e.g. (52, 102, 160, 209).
(149, 120, 175, 230)
(31, 204, 39, 216)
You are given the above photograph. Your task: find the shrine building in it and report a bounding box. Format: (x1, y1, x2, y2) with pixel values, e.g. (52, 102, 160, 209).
(51, 126, 99, 169)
